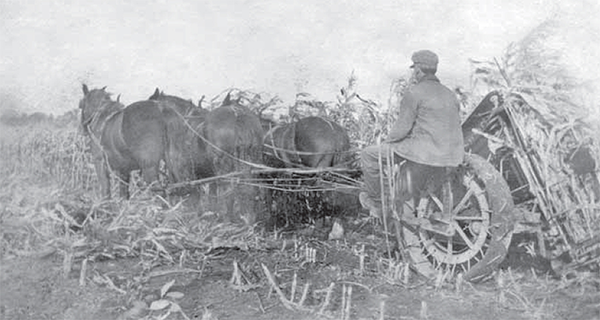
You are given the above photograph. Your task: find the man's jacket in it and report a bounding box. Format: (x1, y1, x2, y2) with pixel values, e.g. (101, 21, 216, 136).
(388, 74, 464, 167)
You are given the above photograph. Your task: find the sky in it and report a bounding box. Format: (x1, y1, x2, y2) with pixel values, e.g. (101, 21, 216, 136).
(0, 0, 598, 115)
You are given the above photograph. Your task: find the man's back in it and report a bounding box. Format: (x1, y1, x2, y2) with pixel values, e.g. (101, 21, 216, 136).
(392, 75, 464, 167)
(360, 49, 465, 218)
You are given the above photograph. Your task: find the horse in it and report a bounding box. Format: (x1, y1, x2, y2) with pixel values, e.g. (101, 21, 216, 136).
(263, 116, 351, 168)
(149, 88, 207, 117)
(262, 116, 353, 226)
(201, 93, 265, 219)
(148, 88, 213, 185)
(79, 84, 167, 199)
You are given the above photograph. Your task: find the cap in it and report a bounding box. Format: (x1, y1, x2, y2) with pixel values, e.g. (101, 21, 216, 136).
(410, 50, 439, 69)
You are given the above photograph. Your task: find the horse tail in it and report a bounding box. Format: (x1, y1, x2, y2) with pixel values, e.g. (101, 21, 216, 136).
(233, 114, 262, 173)
(162, 120, 172, 184)
(162, 106, 187, 183)
(332, 125, 352, 168)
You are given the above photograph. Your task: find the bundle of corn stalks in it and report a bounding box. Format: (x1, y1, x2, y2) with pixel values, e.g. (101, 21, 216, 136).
(468, 18, 600, 273)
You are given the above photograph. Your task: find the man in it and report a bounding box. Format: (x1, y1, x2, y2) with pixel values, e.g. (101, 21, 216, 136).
(360, 50, 464, 217)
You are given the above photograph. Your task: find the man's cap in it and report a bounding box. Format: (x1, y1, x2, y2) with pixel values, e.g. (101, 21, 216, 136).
(410, 50, 439, 69)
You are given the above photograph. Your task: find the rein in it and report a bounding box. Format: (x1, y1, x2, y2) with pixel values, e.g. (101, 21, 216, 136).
(165, 109, 361, 191)
(175, 111, 359, 170)
(169, 109, 358, 180)
(174, 110, 270, 170)
(263, 142, 359, 156)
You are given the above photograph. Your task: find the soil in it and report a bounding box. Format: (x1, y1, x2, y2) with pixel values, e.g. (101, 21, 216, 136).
(1, 228, 598, 320)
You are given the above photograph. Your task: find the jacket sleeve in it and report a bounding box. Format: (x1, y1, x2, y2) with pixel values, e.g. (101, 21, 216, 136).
(388, 90, 418, 142)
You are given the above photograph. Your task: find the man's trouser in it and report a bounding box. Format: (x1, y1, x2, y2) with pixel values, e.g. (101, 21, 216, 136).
(360, 143, 404, 208)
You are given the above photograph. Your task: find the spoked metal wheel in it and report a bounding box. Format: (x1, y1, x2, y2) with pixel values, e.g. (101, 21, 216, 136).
(399, 154, 515, 282)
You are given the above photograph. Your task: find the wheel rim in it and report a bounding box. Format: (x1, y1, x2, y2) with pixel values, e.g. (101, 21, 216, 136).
(405, 171, 492, 274)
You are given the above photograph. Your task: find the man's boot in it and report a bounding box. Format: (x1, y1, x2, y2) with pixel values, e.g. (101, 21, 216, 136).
(359, 192, 382, 219)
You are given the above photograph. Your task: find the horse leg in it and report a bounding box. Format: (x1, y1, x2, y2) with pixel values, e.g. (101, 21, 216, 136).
(208, 181, 218, 210)
(95, 160, 112, 199)
(117, 171, 131, 199)
(238, 182, 259, 225)
(316, 154, 335, 168)
(225, 180, 235, 217)
(591, 171, 600, 201)
(265, 187, 275, 215)
(140, 162, 163, 197)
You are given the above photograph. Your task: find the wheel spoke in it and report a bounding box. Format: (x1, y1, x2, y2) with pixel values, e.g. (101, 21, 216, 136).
(452, 187, 474, 215)
(443, 235, 454, 265)
(421, 237, 436, 247)
(429, 193, 444, 212)
(404, 201, 415, 214)
(423, 247, 435, 260)
(452, 221, 476, 250)
(420, 237, 436, 259)
(453, 216, 485, 221)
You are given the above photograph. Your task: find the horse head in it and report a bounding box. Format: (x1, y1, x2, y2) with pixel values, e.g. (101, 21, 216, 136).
(79, 84, 122, 135)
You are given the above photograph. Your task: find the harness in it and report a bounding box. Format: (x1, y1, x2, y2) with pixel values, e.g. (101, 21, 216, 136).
(84, 103, 121, 150)
(263, 120, 357, 168)
(82, 99, 125, 185)
(174, 108, 270, 170)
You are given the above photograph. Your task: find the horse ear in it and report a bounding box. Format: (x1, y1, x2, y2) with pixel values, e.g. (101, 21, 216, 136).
(150, 88, 160, 100)
(101, 86, 107, 91)
(82, 84, 89, 95)
(223, 92, 232, 106)
(116, 94, 121, 103)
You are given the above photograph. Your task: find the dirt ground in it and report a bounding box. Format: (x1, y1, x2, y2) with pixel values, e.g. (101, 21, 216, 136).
(1, 228, 599, 320)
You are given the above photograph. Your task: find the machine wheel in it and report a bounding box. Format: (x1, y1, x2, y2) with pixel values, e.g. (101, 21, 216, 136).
(400, 153, 515, 282)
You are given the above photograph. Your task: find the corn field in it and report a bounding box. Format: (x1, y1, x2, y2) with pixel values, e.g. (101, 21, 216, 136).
(0, 122, 95, 191)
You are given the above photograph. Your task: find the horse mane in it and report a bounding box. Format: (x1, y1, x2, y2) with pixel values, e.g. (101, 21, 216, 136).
(95, 90, 123, 114)
(80, 87, 124, 134)
(150, 88, 196, 105)
(149, 88, 201, 117)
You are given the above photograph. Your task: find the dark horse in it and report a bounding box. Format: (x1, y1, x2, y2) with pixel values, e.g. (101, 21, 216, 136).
(263, 116, 351, 168)
(262, 116, 353, 225)
(202, 93, 264, 218)
(148, 88, 213, 185)
(79, 84, 167, 199)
